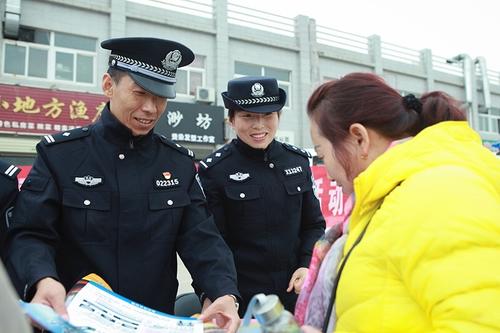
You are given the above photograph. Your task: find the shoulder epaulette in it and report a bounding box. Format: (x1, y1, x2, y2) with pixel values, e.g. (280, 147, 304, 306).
(282, 142, 311, 158)
(159, 135, 195, 159)
(42, 126, 91, 146)
(199, 144, 232, 170)
(0, 161, 20, 180)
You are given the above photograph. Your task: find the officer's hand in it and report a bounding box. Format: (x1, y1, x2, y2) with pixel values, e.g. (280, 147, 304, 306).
(301, 325, 322, 333)
(32, 277, 68, 320)
(199, 295, 240, 333)
(287, 267, 309, 294)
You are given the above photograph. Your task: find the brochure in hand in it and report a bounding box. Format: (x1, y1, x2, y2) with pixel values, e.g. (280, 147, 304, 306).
(20, 274, 203, 333)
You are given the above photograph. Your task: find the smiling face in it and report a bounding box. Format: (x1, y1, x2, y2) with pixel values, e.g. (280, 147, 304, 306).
(230, 110, 279, 149)
(102, 72, 167, 136)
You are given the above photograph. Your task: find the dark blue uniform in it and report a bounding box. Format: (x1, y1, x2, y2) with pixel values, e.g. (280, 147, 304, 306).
(198, 138, 325, 314)
(7, 105, 239, 313)
(0, 160, 20, 259)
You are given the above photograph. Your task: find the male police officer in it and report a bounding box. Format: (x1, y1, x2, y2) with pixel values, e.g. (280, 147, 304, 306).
(0, 160, 20, 259)
(7, 37, 240, 331)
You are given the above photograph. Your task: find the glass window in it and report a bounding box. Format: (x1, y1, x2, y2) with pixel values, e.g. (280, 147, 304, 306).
(176, 69, 188, 94)
(191, 55, 205, 68)
(265, 66, 289, 82)
(55, 32, 96, 51)
(56, 52, 74, 81)
(28, 48, 48, 78)
(235, 62, 261, 76)
(190, 71, 203, 96)
(4, 44, 26, 75)
(76, 54, 93, 83)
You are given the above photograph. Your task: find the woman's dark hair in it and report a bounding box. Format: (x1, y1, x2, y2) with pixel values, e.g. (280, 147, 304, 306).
(307, 72, 466, 177)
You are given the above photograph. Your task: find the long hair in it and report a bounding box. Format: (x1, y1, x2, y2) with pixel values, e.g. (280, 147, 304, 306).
(307, 72, 466, 177)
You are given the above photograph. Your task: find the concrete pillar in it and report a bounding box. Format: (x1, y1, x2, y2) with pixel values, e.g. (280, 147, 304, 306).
(420, 48, 435, 92)
(214, 0, 229, 108)
(368, 34, 383, 75)
(294, 15, 314, 147)
(110, 0, 126, 37)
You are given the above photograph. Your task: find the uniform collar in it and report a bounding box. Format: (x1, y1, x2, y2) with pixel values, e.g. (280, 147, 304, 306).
(98, 103, 154, 147)
(233, 137, 280, 161)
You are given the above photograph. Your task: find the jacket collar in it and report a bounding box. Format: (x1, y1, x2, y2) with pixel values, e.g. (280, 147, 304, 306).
(233, 137, 280, 161)
(96, 103, 154, 148)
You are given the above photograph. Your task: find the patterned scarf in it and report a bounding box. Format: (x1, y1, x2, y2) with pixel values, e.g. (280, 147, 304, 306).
(294, 195, 354, 329)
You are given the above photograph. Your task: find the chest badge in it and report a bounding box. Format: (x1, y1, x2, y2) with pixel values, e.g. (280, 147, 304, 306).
(229, 172, 250, 182)
(283, 166, 303, 176)
(74, 175, 103, 187)
(156, 171, 180, 188)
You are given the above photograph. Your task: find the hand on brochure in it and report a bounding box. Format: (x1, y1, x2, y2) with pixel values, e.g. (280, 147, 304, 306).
(32, 277, 68, 320)
(199, 295, 240, 333)
(287, 267, 309, 294)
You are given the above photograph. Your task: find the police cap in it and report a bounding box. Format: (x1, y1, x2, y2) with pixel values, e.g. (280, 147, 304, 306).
(221, 76, 286, 113)
(101, 37, 195, 98)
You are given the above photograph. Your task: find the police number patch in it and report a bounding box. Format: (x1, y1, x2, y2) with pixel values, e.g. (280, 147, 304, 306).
(155, 178, 180, 188)
(283, 166, 303, 176)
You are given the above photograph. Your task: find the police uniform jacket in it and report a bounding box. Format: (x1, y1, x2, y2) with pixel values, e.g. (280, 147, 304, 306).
(198, 138, 325, 313)
(7, 105, 239, 313)
(0, 160, 20, 258)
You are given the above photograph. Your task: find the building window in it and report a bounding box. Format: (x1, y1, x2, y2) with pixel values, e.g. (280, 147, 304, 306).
(176, 55, 206, 97)
(2, 28, 96, 85)
(234, 62, 291, 107)
(479, 106, 500, 134)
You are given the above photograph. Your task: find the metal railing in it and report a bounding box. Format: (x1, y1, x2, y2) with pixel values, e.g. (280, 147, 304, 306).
(128, 0, 213, 19)
(227, 2, 295, 37)
(487, 70, 500, 86)
(381, 41, 421, 65)
(316, 25, 369, 54)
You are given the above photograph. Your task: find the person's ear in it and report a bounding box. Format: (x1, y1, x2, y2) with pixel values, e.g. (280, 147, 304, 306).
(349, 123, 370, 159)
(102, 73, 114, 98)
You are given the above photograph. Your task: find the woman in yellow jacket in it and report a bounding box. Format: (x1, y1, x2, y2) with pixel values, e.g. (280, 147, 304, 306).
(302, 72, 500, 333)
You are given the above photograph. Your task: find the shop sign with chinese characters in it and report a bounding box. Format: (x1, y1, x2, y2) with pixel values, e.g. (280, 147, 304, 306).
(0, 84, 107, 135)
(155, 101, 224, 145)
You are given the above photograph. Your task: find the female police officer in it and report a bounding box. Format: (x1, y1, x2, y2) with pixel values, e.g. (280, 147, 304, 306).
(198, 76, 325, 315)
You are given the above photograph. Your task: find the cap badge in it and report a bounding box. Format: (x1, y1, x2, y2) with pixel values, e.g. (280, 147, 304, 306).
(162, 50, 182, 71)
(251, 83, 265, 97)
(229, 172, 250, 182)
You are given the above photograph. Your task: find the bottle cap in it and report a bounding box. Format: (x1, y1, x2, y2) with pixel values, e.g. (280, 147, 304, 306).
(253, 294, 284, 324)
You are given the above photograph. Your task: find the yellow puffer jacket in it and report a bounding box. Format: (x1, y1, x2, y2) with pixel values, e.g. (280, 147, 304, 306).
(335, 121, 500, 333)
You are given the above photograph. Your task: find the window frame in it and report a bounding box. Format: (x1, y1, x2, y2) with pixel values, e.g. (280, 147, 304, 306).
(2, 31, 96, 86)
(175, 55, 207, 98)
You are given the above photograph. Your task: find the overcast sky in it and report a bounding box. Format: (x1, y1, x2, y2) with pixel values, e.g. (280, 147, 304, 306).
(231, 0, 500, 71)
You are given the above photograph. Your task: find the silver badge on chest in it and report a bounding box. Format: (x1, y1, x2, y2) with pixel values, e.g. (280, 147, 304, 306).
(74, 175, 103, 187)
(229, 172, 250, 182)
(283, 166, 303, 176)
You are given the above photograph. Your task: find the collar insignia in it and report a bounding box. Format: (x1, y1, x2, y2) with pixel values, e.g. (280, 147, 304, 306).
(74, 175, 103, 187)
(283, 166, 303, 176)
(229, 172, 250, 182)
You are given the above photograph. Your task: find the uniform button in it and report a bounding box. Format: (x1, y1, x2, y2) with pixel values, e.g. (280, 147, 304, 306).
(297, 186, 301, 192)
(167, 200, 174, 206)
(82, 127, 88, 131)
(118, 154, 125, 160)
(269, 163, 274, 168)
(83, 200, 91, 206)
(239, 193, 246, 198)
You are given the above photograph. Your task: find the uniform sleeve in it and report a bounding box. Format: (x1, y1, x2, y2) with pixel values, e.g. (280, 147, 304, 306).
(6, 144, 60, 300)
(175, 164, 240, 302)
(298, 166, 326, 268)
(198, 166, 228, 238)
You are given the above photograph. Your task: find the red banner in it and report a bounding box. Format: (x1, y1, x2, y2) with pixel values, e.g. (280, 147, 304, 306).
(0, 84, 107, 135)
(311, 165, 350, 228)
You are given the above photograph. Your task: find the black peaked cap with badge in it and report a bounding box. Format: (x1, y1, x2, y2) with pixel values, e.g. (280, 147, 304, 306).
(101, 37, 195, 99)
(222, 76, 286, 113)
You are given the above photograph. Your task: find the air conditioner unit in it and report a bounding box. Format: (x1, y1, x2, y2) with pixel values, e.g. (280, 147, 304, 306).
(195, 87, 215, 103)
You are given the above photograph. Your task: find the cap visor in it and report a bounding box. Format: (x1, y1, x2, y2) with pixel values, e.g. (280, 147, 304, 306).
(129, 72, 176, 99)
